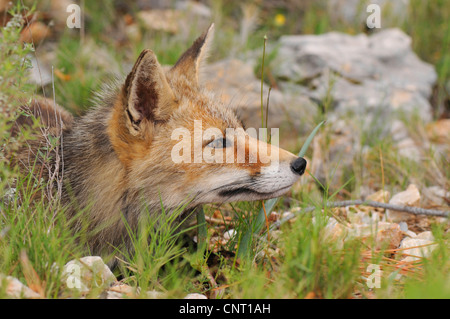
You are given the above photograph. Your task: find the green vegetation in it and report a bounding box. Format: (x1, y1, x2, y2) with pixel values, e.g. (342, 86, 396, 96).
(0, 1, 448, 299)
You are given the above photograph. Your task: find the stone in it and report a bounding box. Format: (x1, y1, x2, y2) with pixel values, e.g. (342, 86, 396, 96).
(323, 217, 347, 247)
(390, 120, 423, 160)
(202, 58, 317, 132)
(323, 217, 404, 249)
(310, 119, 358, 186)
(137, 1, 211, 35)
(423, 186, 450, 207)
(416, 231, 434, 241)
(175, 1, 211, 19)
(0, 275, 41, 299)
(223, 229, 236, 242)
(137, 10, 180, 33)
(386, 184, 421, 223)
(366, 190, 390, 203)
(29, 56, 52, 86)
(327, 0, 410, 27)
(108, 283, 137, 298)
(376, 223, 404, 249)
(146, 290, 166, 299)
(348, 222, 404, 249)
(399, 237, 437, 262)
(273, 29, 436, 123)
(62, 256, 117, 294)
(281, 211, 295, 221)
(105, 291, 125, 299)
(184, 293, 208, 299)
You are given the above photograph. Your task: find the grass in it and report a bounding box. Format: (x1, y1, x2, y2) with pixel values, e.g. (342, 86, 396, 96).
(0, 1, 448, 299)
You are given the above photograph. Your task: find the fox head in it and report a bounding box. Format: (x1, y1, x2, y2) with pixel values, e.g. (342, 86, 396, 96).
(107, 24, 307, 211)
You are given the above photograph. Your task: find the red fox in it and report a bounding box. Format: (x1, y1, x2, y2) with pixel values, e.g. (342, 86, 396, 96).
(13, 24, 307, 266)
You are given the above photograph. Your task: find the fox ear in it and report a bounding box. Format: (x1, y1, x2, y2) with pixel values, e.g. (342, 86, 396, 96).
(170, 23, 214, 87)
(123, 49, 177, 135)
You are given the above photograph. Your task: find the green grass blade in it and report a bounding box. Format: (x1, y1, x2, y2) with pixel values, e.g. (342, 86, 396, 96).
(196, 206, 207, 254)
(237, 120, 326, 259)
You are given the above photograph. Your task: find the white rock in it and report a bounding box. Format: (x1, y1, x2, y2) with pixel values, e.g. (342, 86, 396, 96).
(105, 291, 125, 299)
(62, 256, 117, 294)
(146, 290, 166, 299)
(223, 229, 236, 242)
(274, 28, 436, 123)
(403, 230, 417, 238)
(175, 0, 211, 18)
(281, 212, 295, 220)
(386, 184, 421, 222)
(184, 293, 208, 299)
(423, 186, 450, 206)
(323, 217, 347, 248)
(416, 231, 434, 241)
(0, 275, 41, 299)
(398, 221, 408, 232)
(399, 237, 437, 262)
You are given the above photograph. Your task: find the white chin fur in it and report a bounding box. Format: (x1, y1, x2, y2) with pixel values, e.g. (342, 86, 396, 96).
(252, 162, 299, 193)
(195, 162, 299, 204)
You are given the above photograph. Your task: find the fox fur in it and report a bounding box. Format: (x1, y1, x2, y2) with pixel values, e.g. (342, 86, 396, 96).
(12, 25, 306, 266)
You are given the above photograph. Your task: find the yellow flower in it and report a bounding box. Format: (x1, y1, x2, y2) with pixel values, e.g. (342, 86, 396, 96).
(274, 13, 286, 27)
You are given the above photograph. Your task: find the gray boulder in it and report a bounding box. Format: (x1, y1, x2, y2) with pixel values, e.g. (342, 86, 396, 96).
(274, 28, 437, 123)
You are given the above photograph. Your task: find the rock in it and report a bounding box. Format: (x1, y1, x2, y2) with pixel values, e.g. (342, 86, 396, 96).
(137, 1, 211, 35)
(422, 186, 450, 207)
(2, 187, 16, 204)
(390, 120, 423, 160)
(274, 29, 436, 123)
(202, 58, 317, 131)
(184, 293, 208, 299)
(349, 222, 404, 249)
(376, 223, 404, 249)
(223, 229, 236, 242)
(399, 237, 437, 262)
(310, 119, 358, 186)
(323, 217, 347, 247)
(62, 256, 117, 294)
(0, 275, 41, 299)
(398, 221, 408, 232)
(323, 217, 404, 249)
(386, 184, 421, 222)
(108, 283, 138, 298)
(416, 231, 434, 241)
(147, 290, 166, 299)
(281, 211, 295, 221)
(29, 55, 52, 86)
(175, 1, 211, 19)
(105, 291, 125, 299)
(327, 0, 410, 26)
(366, 190, 390, 203)
(137, 10, 180, 33)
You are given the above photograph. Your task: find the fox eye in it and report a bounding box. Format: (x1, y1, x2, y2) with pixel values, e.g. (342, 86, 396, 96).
(207, 138, 230, 149)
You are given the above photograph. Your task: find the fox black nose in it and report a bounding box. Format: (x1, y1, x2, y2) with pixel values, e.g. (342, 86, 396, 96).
(291, 157, 307, 175)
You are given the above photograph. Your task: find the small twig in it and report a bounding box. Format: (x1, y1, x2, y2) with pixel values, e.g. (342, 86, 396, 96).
(260, 35, 267, 130)
(265, 86, 272, 133)
(273, 200, 449, 229)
